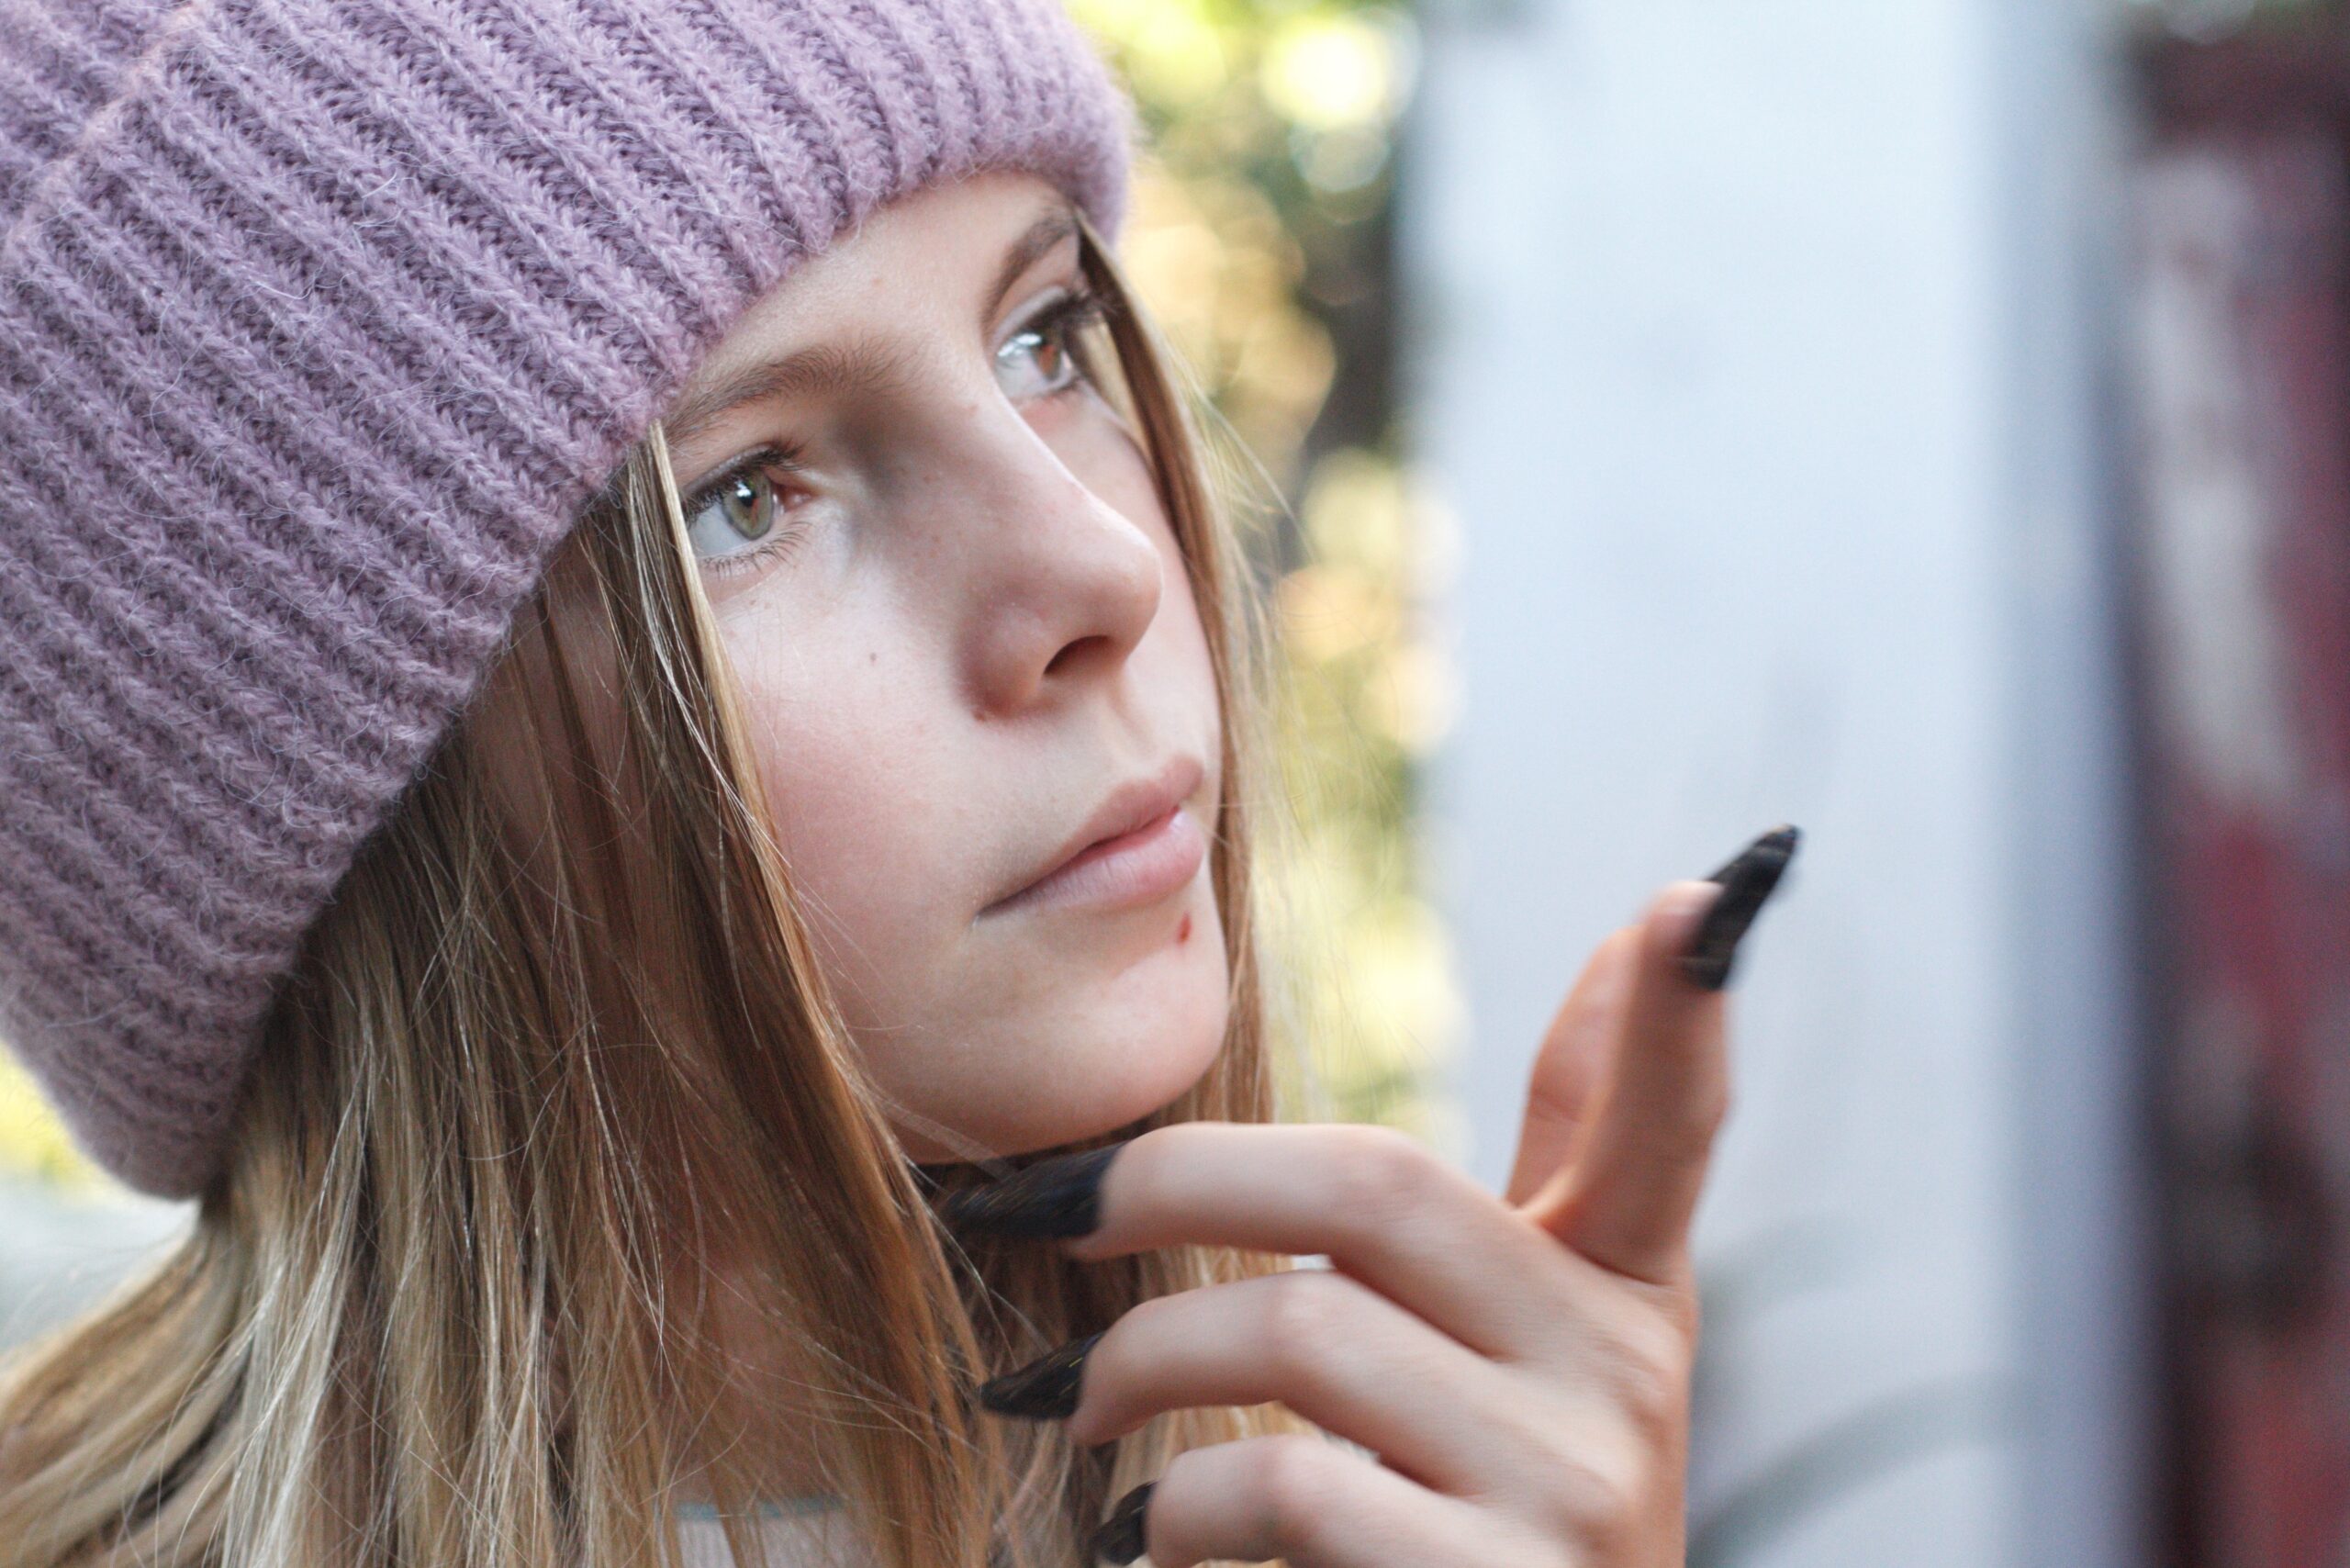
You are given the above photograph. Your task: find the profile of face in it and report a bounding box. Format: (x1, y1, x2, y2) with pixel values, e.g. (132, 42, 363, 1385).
(655, 171, 1229, 1164)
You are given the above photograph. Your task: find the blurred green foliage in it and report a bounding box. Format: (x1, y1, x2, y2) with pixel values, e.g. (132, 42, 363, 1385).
(0, 0, 1461, 1188)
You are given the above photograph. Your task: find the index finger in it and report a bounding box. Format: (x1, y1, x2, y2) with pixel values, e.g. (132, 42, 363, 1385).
(1530, 880, 1729, 1286)
(945, 1121, 1590, 1358)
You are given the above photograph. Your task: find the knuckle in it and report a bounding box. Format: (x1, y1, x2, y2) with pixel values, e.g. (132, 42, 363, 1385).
(1536, 1280, 1684, 1376)
(1250, 1435, 1348, 1557)
(1258, 1271, 1363, 1383)
(1602, 1314, 1690, 1436)
(1548, 1427, 1653, 1544)
(1325, 1125, 1441, 1226)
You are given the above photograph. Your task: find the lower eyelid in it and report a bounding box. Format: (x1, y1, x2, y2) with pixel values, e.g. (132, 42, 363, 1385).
(701, 522, 810, 578)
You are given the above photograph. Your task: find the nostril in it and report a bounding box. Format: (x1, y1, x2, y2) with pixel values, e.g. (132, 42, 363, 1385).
(1044, 633, 1109, 678)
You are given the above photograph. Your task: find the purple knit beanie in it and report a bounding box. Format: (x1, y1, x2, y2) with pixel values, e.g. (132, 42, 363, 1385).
(0, 0, 1134, 1198)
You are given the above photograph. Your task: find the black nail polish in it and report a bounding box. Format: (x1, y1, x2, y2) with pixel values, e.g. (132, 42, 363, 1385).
(1089, 1481, 1154, 1565)
(976, 1331, 1102, 1419)
(940, 1143, 1123, 1238)
(1681, 824, 1801, 991)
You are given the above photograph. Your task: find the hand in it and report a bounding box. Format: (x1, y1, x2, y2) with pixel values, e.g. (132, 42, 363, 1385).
(950, 877, 1736, 1567)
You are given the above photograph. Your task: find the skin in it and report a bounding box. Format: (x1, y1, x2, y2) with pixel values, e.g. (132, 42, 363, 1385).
(655, 169, 1731, 1564)
(658, 171, 1228, 1163)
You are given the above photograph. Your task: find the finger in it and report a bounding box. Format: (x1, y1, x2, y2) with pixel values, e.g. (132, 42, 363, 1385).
(1504, 925, 1640, 1207)
(1052, 1122, 1585, 1358)
(1134, 1435, 1505, 1568)
(1064, 1270, 1547, 1500)
(1542, 880, 1729, 1284)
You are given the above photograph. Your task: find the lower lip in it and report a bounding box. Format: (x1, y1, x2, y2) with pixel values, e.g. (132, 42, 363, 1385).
(988, 804, 1207, 917)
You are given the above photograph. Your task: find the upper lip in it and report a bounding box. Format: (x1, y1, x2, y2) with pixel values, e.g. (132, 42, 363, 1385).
(994, 754, 1206, 908)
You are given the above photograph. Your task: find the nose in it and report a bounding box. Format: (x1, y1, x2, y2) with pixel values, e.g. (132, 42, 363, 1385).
(957, 411, 1165, 716)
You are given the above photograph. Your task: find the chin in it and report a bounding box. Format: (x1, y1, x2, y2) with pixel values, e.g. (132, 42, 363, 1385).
(1005, 1018, 1228, 1156)
(1061, 941, 1232, 1140)
(1076, 1032, 1226, 1138)
(903, 999, 1230, 1164)
(890, 897, 1233, 1163)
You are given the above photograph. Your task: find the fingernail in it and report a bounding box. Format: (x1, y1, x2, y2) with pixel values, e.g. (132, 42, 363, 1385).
(1090, 1481, 1154, 1564)
(940, 1143, 1123, 1238)
(976, 1331, 1102, 1420)
(1680, 824, 1801, 991)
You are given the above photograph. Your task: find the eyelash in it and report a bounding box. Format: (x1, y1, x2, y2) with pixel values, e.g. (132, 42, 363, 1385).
(678, 281, 1116, 578)
(1023, 277, 1114, 387)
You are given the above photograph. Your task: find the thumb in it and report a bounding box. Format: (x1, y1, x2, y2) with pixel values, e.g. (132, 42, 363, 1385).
(1503, 926, 1640, 1208)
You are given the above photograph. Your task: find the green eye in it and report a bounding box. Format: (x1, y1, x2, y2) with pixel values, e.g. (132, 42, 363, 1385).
(680, 446, 807, 570)
(711, 471, 773, 542)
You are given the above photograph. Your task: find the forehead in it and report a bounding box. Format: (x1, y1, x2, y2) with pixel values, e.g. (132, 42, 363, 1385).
(668, 172, 1080, 424)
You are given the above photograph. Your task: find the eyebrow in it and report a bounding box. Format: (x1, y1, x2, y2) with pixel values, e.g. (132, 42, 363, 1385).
(979, 203, 1080, 335)
(658, 201, 1082, 456)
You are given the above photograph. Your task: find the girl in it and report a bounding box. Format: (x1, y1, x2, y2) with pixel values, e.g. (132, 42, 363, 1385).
(0, 2, 1750, 1564)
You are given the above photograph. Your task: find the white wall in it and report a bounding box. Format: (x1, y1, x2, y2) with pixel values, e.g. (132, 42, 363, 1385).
(1404, 2, 2146, 1564)
(0, 1179, 188, 1350)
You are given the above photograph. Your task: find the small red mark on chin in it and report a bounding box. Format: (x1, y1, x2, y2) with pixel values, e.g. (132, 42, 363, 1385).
(1177, 913, 1192, 944)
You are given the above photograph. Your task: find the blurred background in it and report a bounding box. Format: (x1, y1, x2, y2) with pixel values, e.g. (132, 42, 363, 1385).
(9, 0, 2350, 1563)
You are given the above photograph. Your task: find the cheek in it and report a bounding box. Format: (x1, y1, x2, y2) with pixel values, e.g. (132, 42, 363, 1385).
(717, 619, 972, 1021)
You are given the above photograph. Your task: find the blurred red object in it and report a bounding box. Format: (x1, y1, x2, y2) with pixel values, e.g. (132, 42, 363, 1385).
(2132, 80, 2350, 1568)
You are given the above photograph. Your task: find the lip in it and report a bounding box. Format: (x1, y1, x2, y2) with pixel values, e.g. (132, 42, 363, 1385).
(984, 756, 1208, 917)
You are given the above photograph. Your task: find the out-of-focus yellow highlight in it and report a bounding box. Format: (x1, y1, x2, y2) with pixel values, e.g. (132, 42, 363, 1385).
(1260, 13, 1405, 131)
(0, 1047, 93, 1187)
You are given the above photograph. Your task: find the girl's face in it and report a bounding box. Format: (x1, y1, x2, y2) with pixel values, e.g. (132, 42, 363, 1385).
(657, 172, 1229, 1163)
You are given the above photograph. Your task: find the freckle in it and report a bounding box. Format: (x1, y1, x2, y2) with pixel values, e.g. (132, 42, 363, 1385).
(1177, 913, 1192, 944)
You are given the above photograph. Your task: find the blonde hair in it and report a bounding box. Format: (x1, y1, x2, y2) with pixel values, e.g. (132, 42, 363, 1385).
(0, 224, 1305, 1568)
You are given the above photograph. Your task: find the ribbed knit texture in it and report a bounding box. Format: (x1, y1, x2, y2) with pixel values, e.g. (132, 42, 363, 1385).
(0, 0, 1133, 1196)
